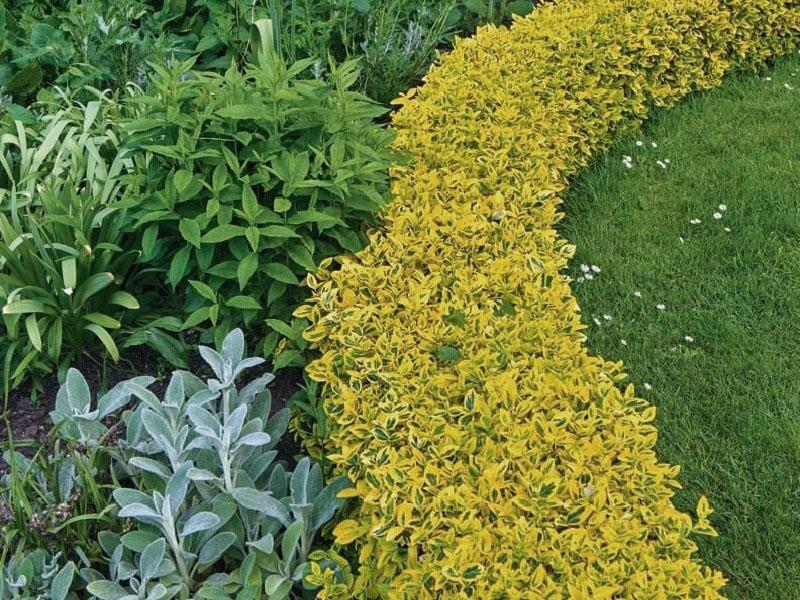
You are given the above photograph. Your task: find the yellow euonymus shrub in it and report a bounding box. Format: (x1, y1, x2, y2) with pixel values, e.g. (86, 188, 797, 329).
(295, 0, 800, 597)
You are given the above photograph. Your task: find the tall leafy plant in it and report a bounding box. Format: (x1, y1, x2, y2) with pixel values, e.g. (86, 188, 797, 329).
(123, 20, 394, 356)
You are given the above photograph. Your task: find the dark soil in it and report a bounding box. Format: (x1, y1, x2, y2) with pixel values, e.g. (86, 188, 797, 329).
(1, 344, 304, 465)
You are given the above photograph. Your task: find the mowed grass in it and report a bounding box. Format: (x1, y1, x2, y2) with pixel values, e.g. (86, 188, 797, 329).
(560, 53, 800, 600)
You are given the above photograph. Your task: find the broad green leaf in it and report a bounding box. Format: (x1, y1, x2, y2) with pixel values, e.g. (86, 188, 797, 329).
(168, 245, 192, 289)
(139, 538, 166, 582)
(50, 562, 75, 600)
(217, 105, 265, 120)
(84, 313, 121, 329)
(202, 225, 246, 243)
(85, 324, 120, 362)
(197, 532, 236, 565)
(263, 263, 299, 285)
(25, 314, 41, 351)
(232, 487, 290, 526)
(287, 244, 316, 271)
(226, 296, 262, 310)
(261, 225, 300, 239)
(110, 291, 140, 309)
(179, 218, 202, 248)
(237, 253, 259, 290)
(189, 280, 217, 302)
(62, 258, 77, 290)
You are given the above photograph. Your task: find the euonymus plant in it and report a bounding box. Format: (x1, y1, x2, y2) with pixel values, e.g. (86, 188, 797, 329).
(123, 20, 394, 357)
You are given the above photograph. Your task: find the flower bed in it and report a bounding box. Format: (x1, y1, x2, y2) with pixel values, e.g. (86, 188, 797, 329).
(296, 0, 800, 596)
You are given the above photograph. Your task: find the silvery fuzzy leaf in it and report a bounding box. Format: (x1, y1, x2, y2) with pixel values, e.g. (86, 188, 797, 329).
(121, 531, 160, 552)
(239, 374, 274, 406)
(232, 488, 289, 527)
(310, 476, 351, 531)
(187, 405, 219, 434)
(146, 583, 169, 600)
(86, 580, 130, 600)
(281, 521, 303, 568)
(221, 328, 245, 366)
(97, 382, 136, 420)
(139, 538, 166, 583)
(187, 388, 219, 408)
(118, 503, 162, 521)
(65, 368, 92, 415)
(194, 426, 221, 443)
(152, 558, 176, 580)
(57, 460, 75, 502)
(207, 378, 225, 393)
(247, 533, 274, 554)
(231, 357, 265, 380)
(242, 450, 277, 483)
(110, 543, 124, 581)
(267, 464, 289, 498)
(98, 531, 121, 557)
(163, 373, 185, 408)
(265, 408, 291, 450)
(180, 511, 220, 537)
(176, 370, 206, 397)
(114, 488, 154, 508)
(129, 457, 171, 479)
(196, 532, 236, 566)
(291, 561, 308, 582)
(187, 468, 219, 482)
(226, 404, 248, 443)
(184, 436, 213, 452)
(290, 457, 311, 505)
(141, 409, 173, 445)
(199, 346, 227, 381)
(264, 574, 291, 598)
(232, 432, 270, 452)
(166, 463, 191, 514)
(126, 383, 161, 412)
(289, 502, 312, 525)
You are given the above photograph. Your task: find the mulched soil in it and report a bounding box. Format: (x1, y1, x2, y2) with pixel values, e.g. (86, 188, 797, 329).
(1, 344, 304, 467)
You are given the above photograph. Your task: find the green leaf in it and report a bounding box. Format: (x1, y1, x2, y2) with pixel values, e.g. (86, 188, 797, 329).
(265, 319, 294, 339)
(110, 291, 140, 309)
(74, 272, 115, 305)
(3, 299, 48, 315)
(83, 313, 121, 329)
(202, 225, 246, 243)
(287, 244, 316, 271)
(85, 324, 120, 361)
(169, 245, 192, 289)
(232, 487, 290, 526)
(274, 197, 291, 213)
(217, 104, 265, 120)
(226, 296, 262, 310)
(436, 346, 461, 362)
(25, 314, 42, 351)
(62, 258, 77, 290)
(189, 280, 217, 302)
(263, 263, 299, 285)
(179, 218, 202, 248)
(174, 169, 192, 193)
(237, 253, 259, 290)
(183, 306, 211, 329)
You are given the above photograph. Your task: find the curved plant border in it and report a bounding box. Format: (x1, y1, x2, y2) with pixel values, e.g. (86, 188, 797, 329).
(296, 0, 800, 596)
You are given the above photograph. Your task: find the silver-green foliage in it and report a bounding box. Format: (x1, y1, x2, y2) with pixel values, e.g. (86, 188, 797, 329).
(78, 329, 350, 599)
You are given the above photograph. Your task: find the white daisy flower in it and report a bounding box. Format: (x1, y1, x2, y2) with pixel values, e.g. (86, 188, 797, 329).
(591, 265, 601, 273)
(593, 317, 602, 327)
(644, 383, 652, 391)
(636, 140, 644, 146)
(718, 204, 727, 211)
(603, 314, 612, 321)
(656, 303, 666, 311)
(633, 290, 642, 298)
(724, 227, 731, 232)
(585, 274, 594, 281)
(580, 264, 591, 273)
(621, 339, 628, 346)
(690, 218, 702, 225)
(651, 142, 658, 148)
(684, 335, 694, 343)
(713, 212, 723, 220)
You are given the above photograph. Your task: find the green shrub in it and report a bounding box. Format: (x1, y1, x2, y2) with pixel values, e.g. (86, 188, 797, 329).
(0, 95, 168, 389)
(123, 23, 393, 355)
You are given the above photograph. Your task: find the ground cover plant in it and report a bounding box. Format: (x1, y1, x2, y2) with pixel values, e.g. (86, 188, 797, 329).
(560, 54, 800, 599)
(296, 0, 800, 596)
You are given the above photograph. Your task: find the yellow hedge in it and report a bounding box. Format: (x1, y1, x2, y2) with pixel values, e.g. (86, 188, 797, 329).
(296, 0, 800, 597)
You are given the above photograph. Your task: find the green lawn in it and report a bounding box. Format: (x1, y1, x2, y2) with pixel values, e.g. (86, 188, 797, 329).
(560, 54, 800, 599)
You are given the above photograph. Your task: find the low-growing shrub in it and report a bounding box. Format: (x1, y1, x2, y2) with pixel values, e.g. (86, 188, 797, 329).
(296, 0, 800, 596)
(123, 22, 394, 356)
(1, 329, 351, 599)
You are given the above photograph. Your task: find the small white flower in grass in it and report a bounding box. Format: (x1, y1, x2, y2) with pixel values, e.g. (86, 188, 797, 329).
(644, 383, 652, 391)
(593, 317, 602, 327)
(636, 140, 644, 147)
(656, 160, 667, 169)
(656, 303, 666, 311)
(577, 276, 585, 283)
(765, 76, 773, 81)
(718, 204, 727, 211)
(621, 339, 628, 346)
(603, 314, 612, 321)
(591, 265, 601, 273)
(785, 83, 794, 90)
(651, 142, 658, 148)
(633, 290, 642, 298)
(585, 273, 594, 281)
(580, 264, 590, 273)
(724, 227, 732, 232)
(679, 236, 684, 244)
(713, 212, 723, 220)
(664, 159, 671, 164)
(690, 218, 702, 225)
(684, 335, 694, 343)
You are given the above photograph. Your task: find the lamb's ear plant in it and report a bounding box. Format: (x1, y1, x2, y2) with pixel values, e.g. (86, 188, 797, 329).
(86, 329, 351, 598)
(0, 549, 77, 600)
